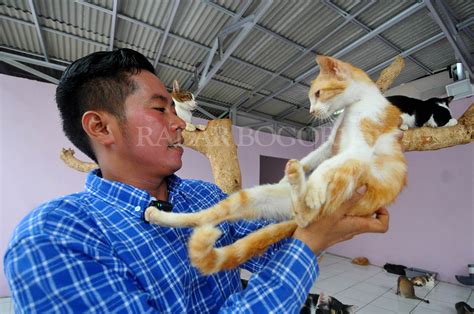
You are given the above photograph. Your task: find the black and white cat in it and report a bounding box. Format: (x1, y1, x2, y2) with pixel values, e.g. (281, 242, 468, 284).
(386, 95, 457, 130)
(301, 292, 356, 314)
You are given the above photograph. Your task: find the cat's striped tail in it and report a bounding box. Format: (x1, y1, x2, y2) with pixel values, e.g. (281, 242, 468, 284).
(188, 220, 298, 274)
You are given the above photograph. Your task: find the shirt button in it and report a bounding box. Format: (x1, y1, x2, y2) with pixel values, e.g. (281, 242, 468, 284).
(134, 206, 141, 212)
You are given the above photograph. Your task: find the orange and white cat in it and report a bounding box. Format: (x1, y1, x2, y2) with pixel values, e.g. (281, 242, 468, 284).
(145, 56, 407, 274)
(172, 80, 206, 131)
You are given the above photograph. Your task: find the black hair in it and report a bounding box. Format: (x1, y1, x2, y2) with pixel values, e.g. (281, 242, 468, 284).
(56, 48, 155, 162)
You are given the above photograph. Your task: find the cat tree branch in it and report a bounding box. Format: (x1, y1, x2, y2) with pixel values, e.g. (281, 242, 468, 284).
(182, 119, 242, 194)
(402, 104, 474, 151)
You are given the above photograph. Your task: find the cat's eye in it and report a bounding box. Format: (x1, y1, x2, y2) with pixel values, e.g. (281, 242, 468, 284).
(315, 90, 320, 98)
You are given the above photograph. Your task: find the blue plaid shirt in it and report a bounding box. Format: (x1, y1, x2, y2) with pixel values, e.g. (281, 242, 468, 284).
(4, 170, 319, 313)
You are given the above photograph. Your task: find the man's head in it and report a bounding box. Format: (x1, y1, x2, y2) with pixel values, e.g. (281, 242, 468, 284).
(56, 49, 186, 181)
(56, 49, 155, 162)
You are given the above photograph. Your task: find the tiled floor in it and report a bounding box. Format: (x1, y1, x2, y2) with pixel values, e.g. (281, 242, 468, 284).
(310, 253, 474, 313)
(1, 253, 473, 313)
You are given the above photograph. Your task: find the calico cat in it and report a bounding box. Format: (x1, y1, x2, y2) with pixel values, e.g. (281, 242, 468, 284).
(386, 95, 456, 130)
(171, 80, 206, 131)
(301, 292, 355, 314)
(396, 276, 430, 303)
(383, 263, 407, 276)
(145, 56, 407, 274)
(410, 274, 435, 289)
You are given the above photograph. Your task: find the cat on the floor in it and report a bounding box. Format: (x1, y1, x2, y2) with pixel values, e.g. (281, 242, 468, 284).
(383, 263, 407, 276)
(172, 80, 206, 131)
(310, 292, 355, 314)
(455, 301, 474, 314)
(396, 276, 430, 303)
(386, 95, 456, 130)
(410, 274, 435, 290)
(145, 56, 407, 274)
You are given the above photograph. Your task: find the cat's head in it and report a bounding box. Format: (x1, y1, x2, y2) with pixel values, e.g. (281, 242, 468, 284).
(308, 56, 375, 119)
(172, 80, 197, 110)
(424, 274, 435, 290)
(439, 96, 454, 107)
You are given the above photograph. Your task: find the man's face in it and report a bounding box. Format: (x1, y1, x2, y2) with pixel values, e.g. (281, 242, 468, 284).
(117, 70, 186, 177)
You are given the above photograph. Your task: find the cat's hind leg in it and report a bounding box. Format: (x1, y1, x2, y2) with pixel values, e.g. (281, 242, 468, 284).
(285, 159, 310, 227)
(305, 158, 365, 219)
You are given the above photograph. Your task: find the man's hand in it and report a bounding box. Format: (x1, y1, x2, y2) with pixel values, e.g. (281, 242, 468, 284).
(292, 191, 389, 256)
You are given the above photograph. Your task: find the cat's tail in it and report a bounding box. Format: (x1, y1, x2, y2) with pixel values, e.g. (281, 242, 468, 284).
(145, 183, 293, 227)
(188, 220, 298, 274)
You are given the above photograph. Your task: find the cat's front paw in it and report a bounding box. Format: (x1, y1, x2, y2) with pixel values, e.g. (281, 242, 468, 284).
(185, 123, 197, 131)
(400, 124, 409, 131)
(444, 118, 458, 127)
(196, 124, 207, 131)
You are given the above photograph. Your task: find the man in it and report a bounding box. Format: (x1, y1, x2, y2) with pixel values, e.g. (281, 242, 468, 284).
(4, 49, 389, 313)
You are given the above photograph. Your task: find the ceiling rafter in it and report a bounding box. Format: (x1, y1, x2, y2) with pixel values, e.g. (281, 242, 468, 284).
(322, 0, 433, 75)
(244, 1, 426, 114)
(27, 0, 49, 62)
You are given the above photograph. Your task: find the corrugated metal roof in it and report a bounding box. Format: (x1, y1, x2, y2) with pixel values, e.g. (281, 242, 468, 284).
(0, 0, 472, 134)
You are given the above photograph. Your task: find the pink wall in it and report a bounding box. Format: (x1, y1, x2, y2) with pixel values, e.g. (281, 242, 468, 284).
(0, 74, 314, 296)
(328, 96, 474, 284)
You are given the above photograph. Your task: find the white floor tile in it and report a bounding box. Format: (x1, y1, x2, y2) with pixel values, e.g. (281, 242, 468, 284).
(426, 288, 471, 304)
(0, 302, 11, 314)
(467, 291, 474, 307)
(351, 282, 391, 295)
(336, 287, 382, 303)
(415, 297, 458, 313)
(370, 296, 417, 313)
(356, 304, 397, 313)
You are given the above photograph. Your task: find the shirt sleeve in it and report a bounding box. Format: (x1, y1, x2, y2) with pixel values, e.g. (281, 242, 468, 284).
(219, 238, 319, 313)
(4, 235, 159, 313)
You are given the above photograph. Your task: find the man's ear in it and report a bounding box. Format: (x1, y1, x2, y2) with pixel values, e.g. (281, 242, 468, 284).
(82, 110, 116, 146)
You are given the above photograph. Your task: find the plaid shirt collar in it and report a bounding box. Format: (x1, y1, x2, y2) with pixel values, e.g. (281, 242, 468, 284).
(84, 169, 183, 218)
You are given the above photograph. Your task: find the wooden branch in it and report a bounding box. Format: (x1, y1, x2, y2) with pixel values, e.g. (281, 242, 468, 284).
(60, 148, 98, 172)
(376, 56, 405, 93)
(183, 119, 242, 194)
(402, 104, 474, 151)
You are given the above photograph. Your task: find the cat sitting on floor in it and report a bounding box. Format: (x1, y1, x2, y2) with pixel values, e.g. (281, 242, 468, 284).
(145, 56, 407, 274)
(387, 95, 456, 130)
(171, 80, 206, 132)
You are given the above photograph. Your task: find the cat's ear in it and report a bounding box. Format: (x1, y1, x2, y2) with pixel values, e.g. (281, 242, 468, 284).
(316, 55, 350, 80)
(173, 80, 180, 93)
(446, 96, 454, 103)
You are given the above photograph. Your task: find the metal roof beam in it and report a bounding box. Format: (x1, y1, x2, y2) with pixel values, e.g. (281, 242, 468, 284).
(152, 0, 180, 69)
(241, 14, 474, 122)
(0, 15, 108, 49)
(194, 0, 272, 96)
(28, 0, 49, 62)
(437, 0, 474, 44)
(322, 0, 433, 75)
(425, 0, 474, 79)
(229, 1, 375, 111)
(74, 1, 305, 90)
(0, 50, 67, 71)
(244, 1, 426, 113)
(0, 56, 59, 84)
(109, 0, 118, 51)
